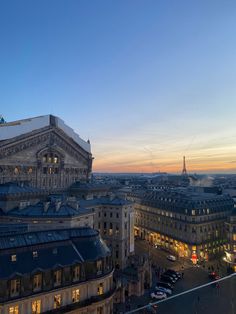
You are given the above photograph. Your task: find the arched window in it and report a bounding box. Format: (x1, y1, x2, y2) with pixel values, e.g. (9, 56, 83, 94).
(42, 153, 59, 164)
(14, 167, 19, 175)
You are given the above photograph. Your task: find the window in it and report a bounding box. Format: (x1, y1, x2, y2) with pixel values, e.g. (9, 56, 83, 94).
(54, 270, 62, 287)
(54, 294, 61, 309)
(14, 167, 19, 175)
(9, 306, 19, 314)
(11, 255, 17, 262)
(33, 251, 38, 258)
(115, 225, 119, 235)
(97, 283, 103, 295)
(109, 223, 113, 235)
(233, 234, 236, 241)
(73, 265, 80, 281)
(72, 289, 80, 303)
(97, 260, 102, 274)
(116, 213, 119, 218)
(32, 300, 41, 314)
(10, 279, 20, 297)
(110, 212, 113, 218)
(33, 274, 42, 291)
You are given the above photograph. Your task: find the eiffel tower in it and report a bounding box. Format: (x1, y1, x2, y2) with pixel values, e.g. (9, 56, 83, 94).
(182, 156, 187, 176)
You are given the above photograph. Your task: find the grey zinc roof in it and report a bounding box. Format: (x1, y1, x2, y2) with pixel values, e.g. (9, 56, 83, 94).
(8, 201, 92, 218)
(79, 196, 132, 208)
(0, 182, 43, 196)
(0, 244, 81, 278)
(0, 227, 110, 278)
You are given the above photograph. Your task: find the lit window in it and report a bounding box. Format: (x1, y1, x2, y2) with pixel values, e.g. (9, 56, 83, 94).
(32, 300, 41, 314)
(54, 270, 62, 287)
(14, 167, 19, 175)
(9, 306, 19, 314)
(10, 279, 20, 297)
(73, 265, 80, 281)
(54, 294, 61, 309)
(233, 234, 236, 241)
(33, 274, 42, 291)
(28, 167, 33, 174)
(72, 289, 80, 302)
(97, 283, 103, 295)
(192, 210, 195, 216)
(33, 251, 38, 258)
(11, 255, 17, 262)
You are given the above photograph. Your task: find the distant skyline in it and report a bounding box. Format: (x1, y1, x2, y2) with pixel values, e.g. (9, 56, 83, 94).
(1, 1, 236, 174)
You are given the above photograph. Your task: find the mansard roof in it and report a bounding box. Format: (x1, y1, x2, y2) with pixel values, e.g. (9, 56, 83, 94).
(79, 196, 132, 207)
(8, 200, 92, 218)
(0, 114, 91, 153)
(0, 227, 110, 278)
(0, 182, 43, 197)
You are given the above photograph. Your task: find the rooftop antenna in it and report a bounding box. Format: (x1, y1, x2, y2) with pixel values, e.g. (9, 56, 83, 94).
(182, 156, 188, 176)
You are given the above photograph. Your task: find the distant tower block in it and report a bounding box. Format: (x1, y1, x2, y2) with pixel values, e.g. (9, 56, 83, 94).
(182, 156, 188, 176)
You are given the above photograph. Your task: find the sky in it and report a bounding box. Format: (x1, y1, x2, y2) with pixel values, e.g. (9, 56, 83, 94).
(0, 0, 236, 174)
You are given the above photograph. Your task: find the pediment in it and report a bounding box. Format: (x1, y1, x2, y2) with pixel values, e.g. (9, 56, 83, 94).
(0, 127, 92, 165)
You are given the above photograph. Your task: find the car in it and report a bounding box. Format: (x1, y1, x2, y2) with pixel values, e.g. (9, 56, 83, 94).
(150, 291, 167, 300)
(167, 255, 177, 261)
(166, 269, 181, 279)
(161, 274, 176, 284)
(208, 272, 220, 280)
(155, 286, 172, 295)
(156, 281, 173, 290)
(164, 270, 180, 281)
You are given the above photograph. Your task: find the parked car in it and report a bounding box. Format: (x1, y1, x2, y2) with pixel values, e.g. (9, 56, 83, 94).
(163, 271, 178, 282)
(156, 281, 173, 290)
(166, 269, 181, 279)
(155, 286, 172, 295)
(161, 274, 176, 284)
(167, 255, 177, 261)
(208, 271, 220, 280)
(150, 291, 167, 300)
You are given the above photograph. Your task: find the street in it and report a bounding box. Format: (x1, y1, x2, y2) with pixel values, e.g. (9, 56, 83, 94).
(121, 239, 236, 314)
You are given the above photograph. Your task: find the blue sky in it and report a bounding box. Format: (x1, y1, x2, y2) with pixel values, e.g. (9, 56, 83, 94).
(0, 0, 236, 173)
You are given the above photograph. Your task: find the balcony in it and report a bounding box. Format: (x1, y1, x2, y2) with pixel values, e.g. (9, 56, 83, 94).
(43, 285, 116, 313)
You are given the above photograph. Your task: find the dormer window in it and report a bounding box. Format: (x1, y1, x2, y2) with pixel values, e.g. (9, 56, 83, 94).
(54, 270, 62, 287)
(73, 265, 80, 281)
(33, 251, 38, 258)
(33, 274, 42, 292)
(10, 278, 20, 297)
(11, 255, 17, 262)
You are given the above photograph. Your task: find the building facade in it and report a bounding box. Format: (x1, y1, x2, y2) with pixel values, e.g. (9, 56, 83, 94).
(78, 197, 135, 270)
(0, 228, 115, 314)
(0, 115, 93, 191)
(130, 187, 234, 263)
(224, 209, 236, 272)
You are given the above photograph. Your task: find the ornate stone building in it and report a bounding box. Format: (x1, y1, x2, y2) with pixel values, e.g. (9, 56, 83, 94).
(224, 208, 236, 272)
(129, 187, 234, 263)
(0, 228, 115, 314)
(0, 115, 93, 191)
